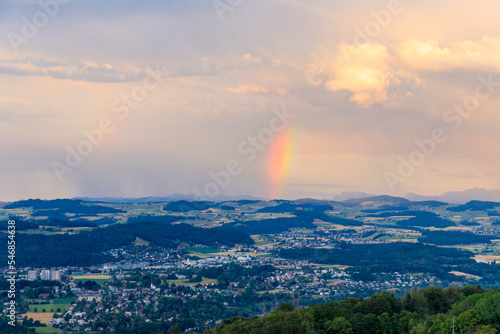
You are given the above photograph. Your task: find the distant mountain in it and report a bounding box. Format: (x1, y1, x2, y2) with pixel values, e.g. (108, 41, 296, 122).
(331, 191, 376, 201)
(294, 198, 336, 205)
(74, 194, 261, 204)
(405, 188, 500, 204)
(342, 195, 410, 206)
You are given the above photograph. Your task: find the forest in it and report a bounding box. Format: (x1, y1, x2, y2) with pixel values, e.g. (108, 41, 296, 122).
(277, 243, 500, 283)
(206, 285, 500, 334)
(0, 221, 254, 267)
(418, 230, 494, 245)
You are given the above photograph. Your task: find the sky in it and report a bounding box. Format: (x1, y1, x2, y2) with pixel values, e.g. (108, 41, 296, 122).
(1, 0, 500, 202)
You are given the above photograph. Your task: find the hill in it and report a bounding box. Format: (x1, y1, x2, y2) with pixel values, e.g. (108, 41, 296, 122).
(0, 222, 254, 267)
(342, 195, 410, 207)
(206, 286, 500, 334)
(447, 200, 500, 212)
(419, 230, 494, 245)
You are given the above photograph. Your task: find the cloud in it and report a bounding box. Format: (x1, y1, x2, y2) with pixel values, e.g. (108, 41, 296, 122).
(396, 36, 500, 72)
(226, 85, 269, 94)
(0, 57, 145, 82)
(242, 53, 262, 64)
(326, 43, 422, 108)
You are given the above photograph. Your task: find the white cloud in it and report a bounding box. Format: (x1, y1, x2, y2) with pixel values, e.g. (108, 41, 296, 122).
(0, 57, 145, 82)
(226, 85, 269, 94)
(396, 36, 500, 72)
(326, 43, 422, 108)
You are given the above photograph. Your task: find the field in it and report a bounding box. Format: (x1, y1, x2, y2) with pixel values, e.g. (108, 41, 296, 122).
(166, 277, 217, 286)
(257, 289, 293, 294)
(53, 298, 76, 304)
(134, 237, 150, 246)
(23, 312, 57, 325)
(72, 274, 111, 283)
(29, 303, 72, 313)
(27, 297, 76, 314)
(473, 254, 500, 264)
(35, 326, 63, 333)
(450, 271, 482, 280)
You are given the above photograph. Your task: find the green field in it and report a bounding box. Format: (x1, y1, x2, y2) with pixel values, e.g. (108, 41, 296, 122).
(166, 277, 217, 286)
(35, 327, 63, 333)
(27, 298, 76, 313)
(53, 298, 76, 304)
(29, 303, 72, 313)
(186, 247, 220, 253)
(73, 278, 109, 283)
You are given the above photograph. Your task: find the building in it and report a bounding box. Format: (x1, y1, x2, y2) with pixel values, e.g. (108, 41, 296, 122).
(41, 269, 51, 280)
(27, 270, 39, 281)
(50, 270, 62, 281)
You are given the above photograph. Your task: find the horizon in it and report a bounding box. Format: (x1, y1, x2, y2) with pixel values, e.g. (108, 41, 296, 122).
(4, 186, 500, 205)
(2, 1, 500, 203)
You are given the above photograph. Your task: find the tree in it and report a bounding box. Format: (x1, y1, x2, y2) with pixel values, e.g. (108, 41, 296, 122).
(170, 324, 181, 334)
(378, 312, 394, 334)
(457, 309, 481, 334)
(325, 317, 354, 334)
(474, 325, 497, 334)
(277, 302, 294, 312)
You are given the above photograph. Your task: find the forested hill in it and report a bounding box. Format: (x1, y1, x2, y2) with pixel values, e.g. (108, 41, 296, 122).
(0, 222, 253, 267)
(206, 285, 500, 334)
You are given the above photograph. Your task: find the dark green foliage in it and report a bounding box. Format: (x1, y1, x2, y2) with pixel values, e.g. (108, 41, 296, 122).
(164, 200, 211, 212)
(220, 216, 316, 234)
(219, 205, 235, 211)
(277, 243, 477, 278)
(461, 220, 481, 226)
(4, 199, 124, 215)
(200, 264, 276, 282)
(0, 316, 33, 333)
(206, 286, 500, 334)
(41, 218, 98, 228)
(0, 219, 39, 230)
(419, 230, 493, 245)
(448, 200, 500, 212)
(371, 211, 457, 228)
(256, 202, 300, 213)
(398, 215, 455, 228)
(0, 222, 253, 267)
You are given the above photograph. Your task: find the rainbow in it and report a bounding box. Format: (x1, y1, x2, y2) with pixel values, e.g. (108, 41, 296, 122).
(268, 126, 295, 200)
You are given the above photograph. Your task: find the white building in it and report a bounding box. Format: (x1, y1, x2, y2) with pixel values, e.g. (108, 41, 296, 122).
(50, 270, 62, 281)
(27, 270, 39, 281)
(41, 269, 51, 280)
